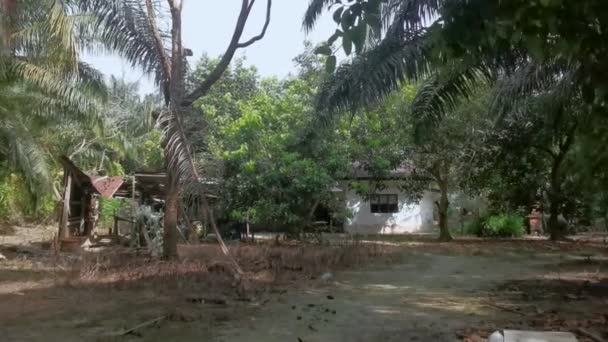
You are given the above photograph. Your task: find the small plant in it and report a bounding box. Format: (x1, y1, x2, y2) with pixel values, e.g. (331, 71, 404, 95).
(483, 213, 525, 237)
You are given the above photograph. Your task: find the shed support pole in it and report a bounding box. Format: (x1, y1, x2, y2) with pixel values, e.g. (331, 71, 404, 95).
(58, 173, 72, 239)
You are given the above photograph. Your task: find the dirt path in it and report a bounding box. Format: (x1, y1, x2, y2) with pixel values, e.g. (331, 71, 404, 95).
(2, 231, 606, 341)
(215, 251, 548, 342)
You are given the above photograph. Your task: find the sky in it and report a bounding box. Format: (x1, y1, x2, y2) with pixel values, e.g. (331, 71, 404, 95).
(84, 0, 336, 95)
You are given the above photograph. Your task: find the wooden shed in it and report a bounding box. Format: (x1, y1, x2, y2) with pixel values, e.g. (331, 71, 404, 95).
(57, 156, 124, 239)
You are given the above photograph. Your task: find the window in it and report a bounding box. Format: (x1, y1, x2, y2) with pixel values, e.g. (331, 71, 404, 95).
(370, 194, 399, 213)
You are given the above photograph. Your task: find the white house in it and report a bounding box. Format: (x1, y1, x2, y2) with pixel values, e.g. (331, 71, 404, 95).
(341, 163, 437, 234)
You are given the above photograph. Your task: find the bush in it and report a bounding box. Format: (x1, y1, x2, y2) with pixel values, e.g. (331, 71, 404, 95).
(464, 218, 484, 236)
(483, 213, 525, 237)
(464, 213, 525, 237)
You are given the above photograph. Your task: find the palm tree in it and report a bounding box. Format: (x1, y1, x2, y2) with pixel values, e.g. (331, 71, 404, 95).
(75, 0, 273, 259)
(0, 0, 107, 211)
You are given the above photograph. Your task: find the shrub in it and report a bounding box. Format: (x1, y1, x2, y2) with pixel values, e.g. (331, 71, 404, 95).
(483, 213, 525, 237)
(464, 218, 485, 236)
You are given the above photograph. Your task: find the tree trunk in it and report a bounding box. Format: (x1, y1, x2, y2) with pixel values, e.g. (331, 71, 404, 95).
(548, 157, 566, 241)
(161, 1, 183, 260)
(548, 199, 562, 240)
(163, 173, 179, 258)
(438, 180, 453, 242)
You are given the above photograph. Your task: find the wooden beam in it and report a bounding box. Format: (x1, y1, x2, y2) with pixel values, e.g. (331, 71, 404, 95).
(58, 173, 72, 239)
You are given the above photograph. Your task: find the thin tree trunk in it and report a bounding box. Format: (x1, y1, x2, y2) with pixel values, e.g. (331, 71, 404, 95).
(548, 173, 565, 240)
(163, 173, 179, 258)
(438, 180, 453, 242)
(547, 125, 576, 240)
(548, 154, 565, 240)
(548, 200, 562, 240)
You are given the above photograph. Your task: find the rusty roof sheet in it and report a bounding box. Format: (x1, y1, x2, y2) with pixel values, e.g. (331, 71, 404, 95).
(91, 176, 125, 199)
(59, 156, 124, 199)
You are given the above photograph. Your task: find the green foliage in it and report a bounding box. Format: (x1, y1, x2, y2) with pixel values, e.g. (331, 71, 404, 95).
(0, 175, 15, 221)
(188, 55, 259, 154)
(99, 198, 124, 229)
(0, 172, 53, 223)
(484, 214, 526, 238)
(467, 214, 525, 237)
(221, 75, 348, 229)
(140, 130, 164, 171)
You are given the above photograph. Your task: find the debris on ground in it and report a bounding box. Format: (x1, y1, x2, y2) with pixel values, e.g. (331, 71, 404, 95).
(320, 272, 333, 281)
(186, 296, 227, 305)
(108, 315, 167, 337)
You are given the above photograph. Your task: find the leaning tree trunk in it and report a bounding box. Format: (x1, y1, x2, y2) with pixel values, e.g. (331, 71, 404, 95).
(438, 180, 453, 242)
(151, 0, 271, 260)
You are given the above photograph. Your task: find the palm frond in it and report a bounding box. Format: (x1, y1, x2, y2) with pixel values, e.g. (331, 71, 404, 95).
(302, 0, 336, 33)
(410, 61, 493, 140)
(160, 107, 241, 270)
(77, 62, 108, 101)
(0, 119, 51, 196)
(491, 61, 580, 116)
(11, 0, 80, 71)
(315, 32, 430, 122)
(76, 0, 168, 85)
(382, 0, 441, 32)
(11, 60, 100, 115)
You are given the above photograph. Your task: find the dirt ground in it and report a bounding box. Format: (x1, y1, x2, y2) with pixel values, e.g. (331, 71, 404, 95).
(1, 225, 607, 341)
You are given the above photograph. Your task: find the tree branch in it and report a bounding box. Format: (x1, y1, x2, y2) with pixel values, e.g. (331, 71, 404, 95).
(237, 0, 272, 48)
(181, 0, 271, 106)
(532, 144, 558, 160)
(559, 122, 577, 156)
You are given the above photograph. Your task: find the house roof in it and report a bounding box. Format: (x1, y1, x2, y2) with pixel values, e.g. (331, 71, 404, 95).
(350, 161, 413, 180)
(59, 156, 125, 199)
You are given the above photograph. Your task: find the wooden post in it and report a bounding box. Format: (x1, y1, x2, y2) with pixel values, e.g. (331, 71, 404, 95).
(131, 176, 137, 240)
(79, 191, 87, 234)
(58, 173, 72, 239)
(113, 215, 119, 241)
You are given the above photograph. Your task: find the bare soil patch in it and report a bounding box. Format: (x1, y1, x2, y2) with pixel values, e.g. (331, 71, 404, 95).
(1, 228, 607, 341)
(0, 231, 399, 341)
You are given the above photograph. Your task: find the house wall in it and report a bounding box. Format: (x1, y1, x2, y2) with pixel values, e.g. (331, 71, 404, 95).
(344, 181, 437, 234)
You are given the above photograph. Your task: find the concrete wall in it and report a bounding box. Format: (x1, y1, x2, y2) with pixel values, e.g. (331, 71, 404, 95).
(344, 181, 437, 234)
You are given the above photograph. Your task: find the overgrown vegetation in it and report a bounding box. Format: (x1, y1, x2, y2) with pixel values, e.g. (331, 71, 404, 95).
(1, 0, 608, 245)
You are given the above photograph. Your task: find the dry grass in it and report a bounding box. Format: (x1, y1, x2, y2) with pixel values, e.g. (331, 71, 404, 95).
(41, 240, 402, 299)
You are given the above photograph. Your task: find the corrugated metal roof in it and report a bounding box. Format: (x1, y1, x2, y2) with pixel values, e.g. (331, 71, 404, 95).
(59, 156, 124, 199)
